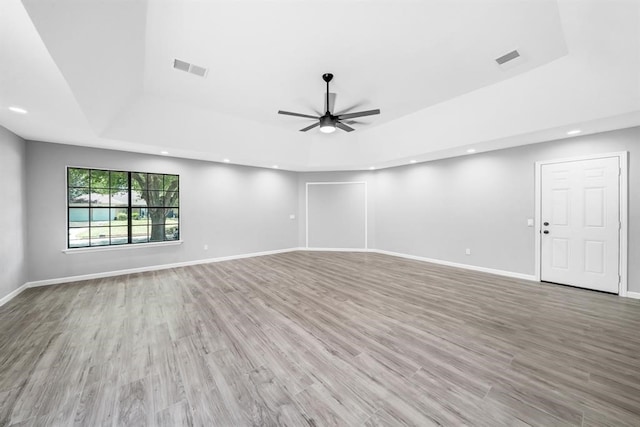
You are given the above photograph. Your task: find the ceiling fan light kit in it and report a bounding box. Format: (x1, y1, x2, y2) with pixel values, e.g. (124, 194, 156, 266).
(278, 73, 380, 133)
(319, 115, 336, 133)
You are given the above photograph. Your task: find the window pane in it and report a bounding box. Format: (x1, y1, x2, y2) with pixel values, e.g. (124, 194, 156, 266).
(132, 190, 147, 207)
(69, 188, 90, 206)
(166, 209, 179, 240)
(111, 190, 128, 207)
(90, 170, 109, 189)
(111, 208, 128, 225)
(110, 226, 128, 245)
(69, 239, 89, 248)
(148, 208, 165, 242)
(131, 172, 147, 191)
(164, 191, 179, 207)
(149, 224, 165, 242)
(90, 191, 110, 207)
(132, 224, 150, 243)
(69, 228, 90, 247)
(68, 168, 89, 188)
(131, 208, 148, 243)
(146, 191, 166, 207)
(110, 171, 128, 190)
(148, 208, 167, 225)
(69, 208, 90, 227)
(90, 227, 110, 246)
(166, 208, 179, 221)
(164, 175, 179, 191)
(148, 174, 164, 190)
(165, 210, 179, 240)
(165, 228, 179, 240)
(91, 208, 110, 226)
(131, 207, 147, 222)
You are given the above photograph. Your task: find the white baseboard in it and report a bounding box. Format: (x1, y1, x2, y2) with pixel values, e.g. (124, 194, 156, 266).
(0, 282, 29, 307)
(301, 247, 370, 252)
(371, 249, 537, 281)
(626, 292, 640, 300)
(11, 247, 636, 301)
(25, 247, 299, 289)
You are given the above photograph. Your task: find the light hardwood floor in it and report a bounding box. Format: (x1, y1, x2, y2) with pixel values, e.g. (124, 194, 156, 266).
(1, 251, 640, 426)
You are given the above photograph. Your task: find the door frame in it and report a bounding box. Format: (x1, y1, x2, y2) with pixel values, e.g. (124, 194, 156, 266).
(305, 181, 368, 249)
(534, 151, 628, 296)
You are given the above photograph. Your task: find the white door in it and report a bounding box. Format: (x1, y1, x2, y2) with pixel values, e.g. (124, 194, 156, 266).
(540, 157, 620, 293)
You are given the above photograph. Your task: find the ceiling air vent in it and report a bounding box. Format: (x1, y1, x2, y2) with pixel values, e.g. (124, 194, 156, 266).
(495, 49, 520, 65)
(173, 58, 208, 78)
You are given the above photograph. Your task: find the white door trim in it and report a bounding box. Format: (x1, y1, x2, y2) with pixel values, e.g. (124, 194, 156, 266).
(534, 151, 628, 296)
(305, 181, 368, 249)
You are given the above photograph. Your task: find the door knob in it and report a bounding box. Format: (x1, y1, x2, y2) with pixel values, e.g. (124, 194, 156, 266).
(543, 222, 549, 226)
(543, 230, 549, 234)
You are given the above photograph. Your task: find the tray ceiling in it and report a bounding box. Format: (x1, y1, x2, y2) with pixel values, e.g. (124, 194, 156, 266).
(1, 0, 638, 170)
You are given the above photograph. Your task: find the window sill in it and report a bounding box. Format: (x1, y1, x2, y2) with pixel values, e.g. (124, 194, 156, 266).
(62, 240, 183, 254)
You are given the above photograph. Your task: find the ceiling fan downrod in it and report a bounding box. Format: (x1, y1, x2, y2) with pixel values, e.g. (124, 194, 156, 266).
(323, 73, 333, 115)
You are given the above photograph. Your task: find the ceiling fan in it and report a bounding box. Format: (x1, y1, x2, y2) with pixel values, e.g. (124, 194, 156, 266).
(278, 73, 380, 133)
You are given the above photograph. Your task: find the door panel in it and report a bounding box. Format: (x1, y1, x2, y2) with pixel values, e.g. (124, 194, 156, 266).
(551, 189, 569, 225)
(584, 240, 604, 274)
(584, 188, 604, 226)
(551, 238, 569, 269)
(540, 157, 620, 293)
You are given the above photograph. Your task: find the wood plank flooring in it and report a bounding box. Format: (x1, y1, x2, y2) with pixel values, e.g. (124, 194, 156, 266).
(1, 251, 640, 426)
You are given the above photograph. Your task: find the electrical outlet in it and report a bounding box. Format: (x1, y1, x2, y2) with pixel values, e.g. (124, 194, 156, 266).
(204, 244, 208, 250)
(465, 248, 471, 255)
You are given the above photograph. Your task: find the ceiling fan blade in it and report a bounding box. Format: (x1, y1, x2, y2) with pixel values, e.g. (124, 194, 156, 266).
(299, 122, 320, 132)
(336, 122, 355, 132)
(336, 109, 380, 120)
(278, 110, 319, 120)
(324, 93, 336, 114)
(335, 102, 364, 116)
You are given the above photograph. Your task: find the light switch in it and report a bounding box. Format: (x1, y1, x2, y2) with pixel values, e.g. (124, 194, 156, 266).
(527, 218, 534, 227)
(289, 214, 296, 220)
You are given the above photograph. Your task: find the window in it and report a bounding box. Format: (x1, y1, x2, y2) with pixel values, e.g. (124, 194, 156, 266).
(67, 168, 179, 248)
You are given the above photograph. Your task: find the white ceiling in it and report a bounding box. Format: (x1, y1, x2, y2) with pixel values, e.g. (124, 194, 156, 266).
(1, 0, 638, 171)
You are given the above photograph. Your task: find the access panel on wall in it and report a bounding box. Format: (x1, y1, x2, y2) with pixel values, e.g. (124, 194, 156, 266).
(306, 182, 367, 249)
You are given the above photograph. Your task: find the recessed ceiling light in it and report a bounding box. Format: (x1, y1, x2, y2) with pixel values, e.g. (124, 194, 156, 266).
(369, 166, 375, 170)
(466, 149, 476, 154)
(160, 150, 169, 155)
(273, 165, 279, 169)
(8, 106, 27, 114)
(223, 158, 230, 163)
(567, 129, 581, 135)
(410, 160, 417, 164)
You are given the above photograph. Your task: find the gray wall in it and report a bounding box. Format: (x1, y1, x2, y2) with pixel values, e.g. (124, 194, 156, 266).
(4, 126, 638, 295)
(0, 126, 28, 301)
(307, 183, 366, 248)
(373, 126, 640, 291)
(26, 141, 299, 282)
